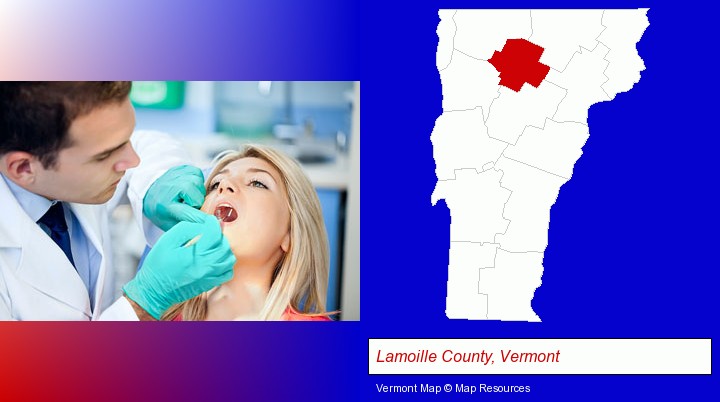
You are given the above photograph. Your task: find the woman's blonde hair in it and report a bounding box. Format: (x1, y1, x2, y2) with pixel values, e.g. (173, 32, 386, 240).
(162, 144, 330, 320)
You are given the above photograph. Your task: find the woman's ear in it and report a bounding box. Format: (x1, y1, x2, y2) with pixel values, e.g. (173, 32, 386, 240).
(281, 232, 290, 253)
(2, 151, 37, 185)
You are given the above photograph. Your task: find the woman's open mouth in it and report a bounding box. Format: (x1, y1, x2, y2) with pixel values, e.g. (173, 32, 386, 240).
(214, 203, 238, 223)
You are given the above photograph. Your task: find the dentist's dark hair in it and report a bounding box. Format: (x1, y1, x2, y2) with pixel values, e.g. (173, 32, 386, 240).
(0, 82, 132, 169)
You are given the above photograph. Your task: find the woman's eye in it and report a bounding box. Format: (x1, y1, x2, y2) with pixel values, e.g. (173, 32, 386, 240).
(209, 181, 220, 191)
(250, 180, 267, 189)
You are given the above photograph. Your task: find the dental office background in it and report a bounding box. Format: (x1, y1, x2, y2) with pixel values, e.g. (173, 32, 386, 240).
(111, 81, 360, 320)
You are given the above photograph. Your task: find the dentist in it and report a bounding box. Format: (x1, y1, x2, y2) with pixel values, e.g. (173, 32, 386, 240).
(0, 82, 235, 320)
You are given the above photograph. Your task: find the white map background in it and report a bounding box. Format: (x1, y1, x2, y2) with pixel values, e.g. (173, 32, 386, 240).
(432, 9, 649, 321)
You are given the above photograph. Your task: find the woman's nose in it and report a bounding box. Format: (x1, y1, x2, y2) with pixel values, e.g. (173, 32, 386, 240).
(218, 180, 235, 194)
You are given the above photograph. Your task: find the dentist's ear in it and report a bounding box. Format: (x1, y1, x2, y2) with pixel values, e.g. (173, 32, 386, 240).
(2, 151, 38, 185)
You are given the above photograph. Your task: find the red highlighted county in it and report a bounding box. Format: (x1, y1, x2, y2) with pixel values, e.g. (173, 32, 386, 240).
(488, 39, 550, 92)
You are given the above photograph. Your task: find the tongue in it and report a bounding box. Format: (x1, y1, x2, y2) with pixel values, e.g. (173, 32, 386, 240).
(214, 206, 238, 223)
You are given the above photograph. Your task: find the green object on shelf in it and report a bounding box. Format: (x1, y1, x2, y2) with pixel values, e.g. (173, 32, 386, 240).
(216, 103, 275, 139)
(130, 81, 185, 109)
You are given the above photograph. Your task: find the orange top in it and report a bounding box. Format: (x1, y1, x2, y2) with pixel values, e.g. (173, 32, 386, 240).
(281, 307, 332, 321)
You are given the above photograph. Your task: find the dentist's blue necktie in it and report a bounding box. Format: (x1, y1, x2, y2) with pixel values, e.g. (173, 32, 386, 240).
(37, 202, 75, 268)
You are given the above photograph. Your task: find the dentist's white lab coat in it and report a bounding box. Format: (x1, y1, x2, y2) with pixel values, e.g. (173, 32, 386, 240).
(0, 131, 189, 320)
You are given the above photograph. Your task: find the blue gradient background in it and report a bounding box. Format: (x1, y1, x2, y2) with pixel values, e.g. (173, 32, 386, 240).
(0, 0, 358, 79)
(1, 0, 718, 401)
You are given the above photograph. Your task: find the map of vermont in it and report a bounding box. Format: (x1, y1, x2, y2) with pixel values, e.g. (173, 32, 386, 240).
(432, 9, 649, 321)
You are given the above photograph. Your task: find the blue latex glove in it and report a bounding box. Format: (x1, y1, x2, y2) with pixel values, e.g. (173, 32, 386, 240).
(143, 165, 207, 232)
(123, 214, 235, 319)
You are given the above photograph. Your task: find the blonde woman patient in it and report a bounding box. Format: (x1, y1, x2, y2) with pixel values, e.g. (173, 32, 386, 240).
(161, 144, 332, 321)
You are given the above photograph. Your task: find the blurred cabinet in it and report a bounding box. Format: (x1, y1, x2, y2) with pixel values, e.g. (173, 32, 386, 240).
(215, 81, 354, 142)
(317, 188, 344, 313)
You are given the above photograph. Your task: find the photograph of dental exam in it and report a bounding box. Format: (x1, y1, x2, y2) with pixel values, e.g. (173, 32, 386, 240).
(0, 81, 359, 321)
